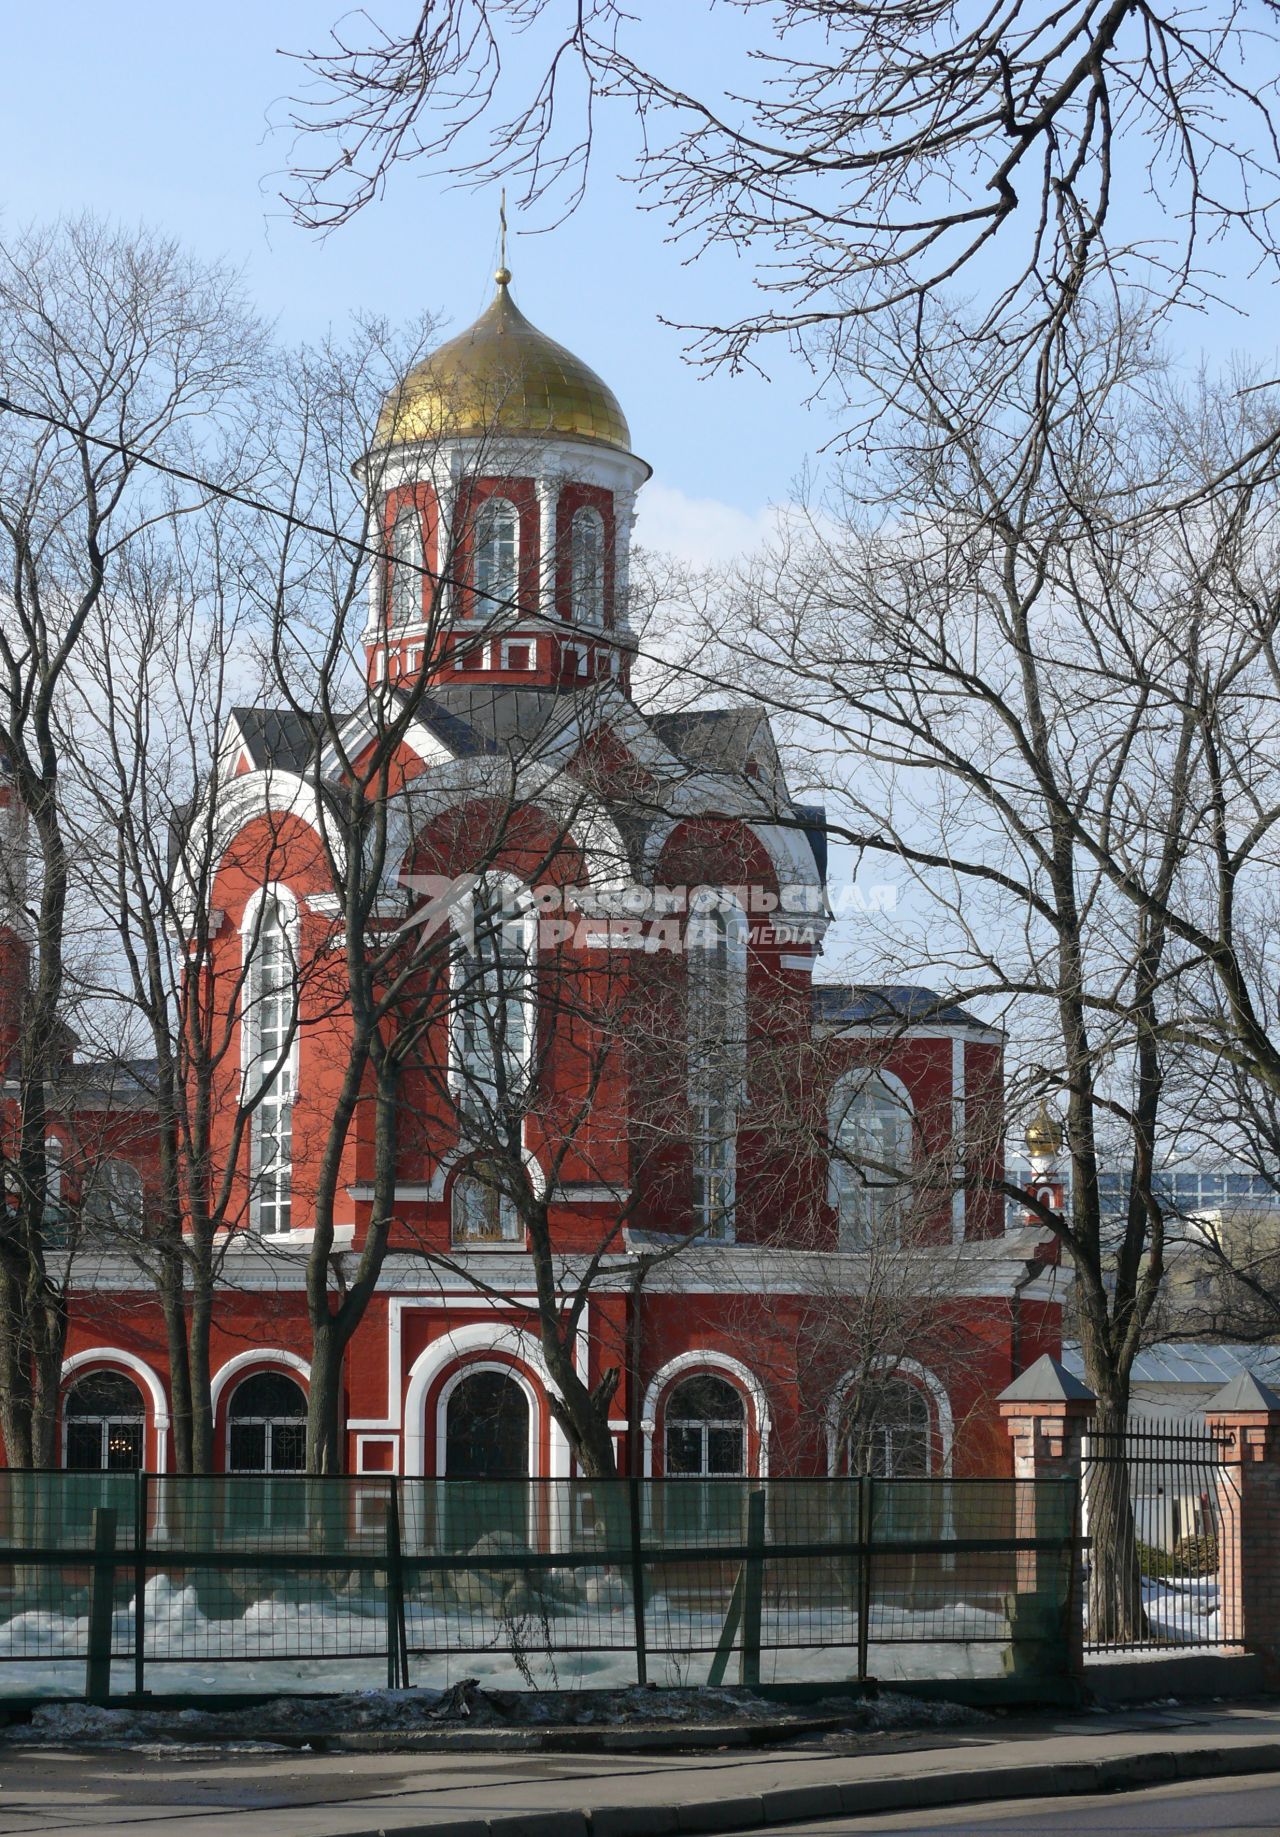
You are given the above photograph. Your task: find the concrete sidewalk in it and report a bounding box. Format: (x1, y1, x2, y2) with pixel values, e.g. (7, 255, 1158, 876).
(3, 1701, 1280, 1836)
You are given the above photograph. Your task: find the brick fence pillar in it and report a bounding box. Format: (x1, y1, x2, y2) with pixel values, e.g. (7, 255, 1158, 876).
(997, 1353, 1095, 1681)
(1205, 1370, 1280, 1683)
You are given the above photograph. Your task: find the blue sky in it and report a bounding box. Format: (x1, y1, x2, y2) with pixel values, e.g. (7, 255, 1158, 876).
(2, 0, 1275, 568)
(0, 0, 835, 563)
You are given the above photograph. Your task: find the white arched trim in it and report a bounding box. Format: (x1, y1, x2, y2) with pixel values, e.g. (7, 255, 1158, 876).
(60, 1348, 170, 1472)
(210, 1349, 311, 1422)
(403, 1322, 569, 1478)
(436, 1360, 542, 1482)
(427, 1141, 547, 1202)
(640, 1349, 771, 1479)
(822, 1358, 954, 1478)
(641, 815, 824, 906)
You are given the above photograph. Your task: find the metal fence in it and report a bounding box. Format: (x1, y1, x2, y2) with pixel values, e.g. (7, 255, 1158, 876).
(1081, 1417, 1238, 1653)
(0, 1471, 1080, 1699)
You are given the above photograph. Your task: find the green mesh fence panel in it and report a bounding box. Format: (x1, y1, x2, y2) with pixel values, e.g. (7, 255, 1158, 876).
(0, 1471, 1079, 1695)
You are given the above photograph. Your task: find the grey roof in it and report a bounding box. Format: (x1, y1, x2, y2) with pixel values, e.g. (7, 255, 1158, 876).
(650, 708, 767, 775)
(1063, 1341, 1280, 1387)
(230, 707, 323, 773)
(998, 1353, 1096, 1404)
(813, 984, 987, 1030)
(1205, 1370, 1280, 1413)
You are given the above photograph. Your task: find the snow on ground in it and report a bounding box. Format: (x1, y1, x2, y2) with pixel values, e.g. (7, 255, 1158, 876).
(0, 1568, 1013, 1696)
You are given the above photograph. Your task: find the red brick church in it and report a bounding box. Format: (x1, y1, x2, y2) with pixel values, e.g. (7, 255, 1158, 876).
(5, 268, 1063, 1482)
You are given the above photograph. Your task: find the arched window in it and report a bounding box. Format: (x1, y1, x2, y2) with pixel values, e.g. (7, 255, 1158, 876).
(445, 1368, 530, 1478)
(837, 1377, 932, 1478)
(227, 1371, 307, 1473)
(83, 1160, 144, 1239)
(451, 876, 535, 1130)
(451, 1160, 522, 1245)
(64, 1370, 145, 1471)
(688, 894, 747, 1240)
(570, 507, 605, 626)
(829, 1074, 914, 1249)
(388, 504, 424, 626)
(244, 892, 296, 1235)
(664, 1373, 746, 1477)
(472, 497, 519, 616)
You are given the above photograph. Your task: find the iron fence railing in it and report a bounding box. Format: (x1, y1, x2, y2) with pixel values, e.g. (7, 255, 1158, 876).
(0, 1471, 1080, 1698)
(1081, 1417, 1238, 1653)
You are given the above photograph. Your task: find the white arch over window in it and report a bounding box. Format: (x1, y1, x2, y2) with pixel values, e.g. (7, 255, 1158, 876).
(640, 1349, 771, 1478)
(388, 503, 424, 626)
(570, 506, 606, 626)
(822, 1359, 954, 1477)
(60, 1346, 170, 1471)
(403, 1321, 568, 1477)
(210, 1348, 311, 1421)
(472, 496, 519, 616)
(828, 1067, 915, 1250)
(240, 884, 300, 1235)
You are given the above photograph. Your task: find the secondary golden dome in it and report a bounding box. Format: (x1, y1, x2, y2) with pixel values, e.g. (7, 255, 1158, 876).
(1026, 1102, 1063, 1160)
(377, 272, 632, 453)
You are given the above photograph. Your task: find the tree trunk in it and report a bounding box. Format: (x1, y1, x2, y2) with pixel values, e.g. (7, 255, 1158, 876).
(306, 1316, 346, 1475)
(1083, 1399, 1148, 1644)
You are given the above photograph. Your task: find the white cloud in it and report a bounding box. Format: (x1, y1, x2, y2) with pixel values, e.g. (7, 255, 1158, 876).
(633, 481, 778, 569)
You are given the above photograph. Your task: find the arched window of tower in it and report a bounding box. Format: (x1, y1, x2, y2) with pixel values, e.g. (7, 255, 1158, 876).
(472, 497, 519, 617)
(388, 504, 424, 627)
(570, 506, 605, 627)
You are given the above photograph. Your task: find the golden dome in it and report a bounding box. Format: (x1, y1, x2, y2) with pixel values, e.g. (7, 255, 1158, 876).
(377, 272, 632, 453)
(1026, 1102, 1063, 1159)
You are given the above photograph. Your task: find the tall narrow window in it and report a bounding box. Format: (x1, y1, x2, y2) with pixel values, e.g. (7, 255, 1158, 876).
(688, 894, 747, 1240)
(472, 497, 519, 617)
(388, 504, 424, 626)
(830, 1075, 914, 1249)
(451, 877, 535, 1131)
(246, 893, 296, 1234)
(570, 507, 605, 626)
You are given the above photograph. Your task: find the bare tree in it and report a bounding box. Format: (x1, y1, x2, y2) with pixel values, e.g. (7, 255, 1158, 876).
(279, 0, 1280, 390)
(0, 217, 256, 1467)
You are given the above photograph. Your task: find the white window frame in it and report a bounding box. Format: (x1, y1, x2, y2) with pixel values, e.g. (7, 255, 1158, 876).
(472, 496, 519, 619)
(449, 875, 536, 1135)
(388, 503, 424, 628)
(828, 1070, 915, 1250)
(241, 885, 300, 1236)
(499, 636, 536, 671)
(687, 891, 747, 1242)
(570, 506, 606, 627)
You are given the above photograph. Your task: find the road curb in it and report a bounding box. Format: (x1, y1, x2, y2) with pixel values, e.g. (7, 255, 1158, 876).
(349, 1737, 1280, 1837)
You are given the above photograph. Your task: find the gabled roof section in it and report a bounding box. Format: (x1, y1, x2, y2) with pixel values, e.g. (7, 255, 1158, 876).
(228, 707, 323, 774)
(650, 708, 772, 777)
(814, 983, 994, 1032)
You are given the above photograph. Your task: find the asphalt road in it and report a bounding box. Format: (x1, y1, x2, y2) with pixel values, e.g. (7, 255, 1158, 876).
(756, 1770, 1280, 1832)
